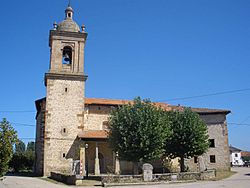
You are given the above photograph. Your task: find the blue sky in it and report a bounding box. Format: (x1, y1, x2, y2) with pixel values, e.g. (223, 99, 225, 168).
(0, 0, 250, 150)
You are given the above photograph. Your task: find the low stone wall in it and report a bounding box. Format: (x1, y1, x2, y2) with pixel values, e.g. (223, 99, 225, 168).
(153, 170, 215, 181)
(50, 172, 76, 185)
(51, 170, 215, 186)
(101, 170, 215, 186)
(101, 174, 143, 184)
(200, 170, 216, 180)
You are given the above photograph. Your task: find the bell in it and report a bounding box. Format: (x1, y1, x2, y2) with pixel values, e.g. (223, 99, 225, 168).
(63, 53, 71, 62)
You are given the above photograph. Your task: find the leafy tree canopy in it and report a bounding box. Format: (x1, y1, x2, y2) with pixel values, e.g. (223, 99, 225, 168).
(15, 139, 26, 153)
(10, 141, 35, 172)
(165, 108, 209, 172)
(0, 118, 18, 176)
(108, 97, 172, 163)
(27, 141, 35, 152)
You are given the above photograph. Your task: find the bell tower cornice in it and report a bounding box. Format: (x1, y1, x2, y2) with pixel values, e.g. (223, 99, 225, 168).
(49, 30, 87, 48)
(45, 3, 88, 86)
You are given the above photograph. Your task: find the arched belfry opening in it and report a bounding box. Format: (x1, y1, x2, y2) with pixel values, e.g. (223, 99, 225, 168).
(62, 46, 72, 65)
(68, 12, 72, 18)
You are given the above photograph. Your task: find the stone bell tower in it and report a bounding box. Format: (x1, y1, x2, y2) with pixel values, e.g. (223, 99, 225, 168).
(43, 4, 87, 176)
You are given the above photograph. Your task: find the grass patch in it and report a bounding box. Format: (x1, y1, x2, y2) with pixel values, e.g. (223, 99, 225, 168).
(212, 170, 237, 181)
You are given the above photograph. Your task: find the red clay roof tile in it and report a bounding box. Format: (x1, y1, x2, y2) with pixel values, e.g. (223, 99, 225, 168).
(84, 98, 230, 114)
(78, 130, 108, 139)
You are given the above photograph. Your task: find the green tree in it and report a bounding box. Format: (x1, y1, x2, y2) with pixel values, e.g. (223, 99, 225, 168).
(9, 152, 26, 172)
(27, 141, 35, 152)
(15, 139, 26, 153)
(25, 141, 35, 170)
(242, 156, 250, 162)
(10, 141, 35, 172)
(0, 118, 18, 176)
(165, 108, 209, 172)
(108, 97, 172, 173)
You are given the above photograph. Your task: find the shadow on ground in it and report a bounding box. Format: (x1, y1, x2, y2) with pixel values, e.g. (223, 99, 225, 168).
(6, 172, 36, 177)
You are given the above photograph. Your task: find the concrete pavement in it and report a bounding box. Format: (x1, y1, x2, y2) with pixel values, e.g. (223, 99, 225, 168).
(112, 167, 250, 188)
(0, 176, 70, 188)
(0, 167, 249, 188)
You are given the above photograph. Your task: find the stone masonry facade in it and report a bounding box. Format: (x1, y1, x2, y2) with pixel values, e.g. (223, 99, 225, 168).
(35, 5, 87, 176)
(35, 4, 231, 177)
(185, 114, 230, 171)
(36, 100, 231, 175)
(43, 79, 84, 175)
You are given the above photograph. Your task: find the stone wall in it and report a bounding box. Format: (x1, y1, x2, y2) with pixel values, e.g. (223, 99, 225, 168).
(84, 105, 111, 130)
(101, 170, 215, 186)
(83, 107, 230, 173)
(44, 79, 85, 176)
(35, 100, 46, 176)
(51, 172, 76, 185)
(185, 114, 230, 171)
(37, 99, 230, 176)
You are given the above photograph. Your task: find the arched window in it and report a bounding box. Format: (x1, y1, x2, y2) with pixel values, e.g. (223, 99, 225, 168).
(62, 46, 72, 65)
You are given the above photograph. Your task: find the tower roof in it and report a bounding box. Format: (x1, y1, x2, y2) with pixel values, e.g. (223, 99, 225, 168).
(57, 4, 80, 32)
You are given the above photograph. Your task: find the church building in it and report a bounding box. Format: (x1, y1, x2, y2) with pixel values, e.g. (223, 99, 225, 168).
(35, 4, 231, 177)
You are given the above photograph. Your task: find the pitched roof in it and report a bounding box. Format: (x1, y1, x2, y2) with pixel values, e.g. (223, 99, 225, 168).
(85, 98, 131, 106)
(84, 98, 230, 114)
(241, 151, 250, 157)
(229, 146, 242, 152)
(77, 130, 108, 140)
(35, 97, 231, 115)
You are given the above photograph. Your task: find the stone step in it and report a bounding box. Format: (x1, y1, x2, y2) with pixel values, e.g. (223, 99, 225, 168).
(76, 179, 102, 186)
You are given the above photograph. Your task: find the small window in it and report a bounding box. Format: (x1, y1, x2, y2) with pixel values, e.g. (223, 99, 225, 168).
(209, 139, 215, 148)
(65, 88, 68, 92)
(235, 153, 238, 157)
(194, 156, 198, 163)
(102, 121, 109, 130)
(61, 127, 68, 136)
(210, 155, 216, 163)
(63, 153, 66, 158)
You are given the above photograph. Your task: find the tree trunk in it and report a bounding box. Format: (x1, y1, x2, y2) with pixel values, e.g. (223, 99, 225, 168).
(133, 162, 139, 175)
(180, 157, 185, 172)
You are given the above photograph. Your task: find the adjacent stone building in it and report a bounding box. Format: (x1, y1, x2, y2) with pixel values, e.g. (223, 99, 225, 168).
(35, 4, 231, 177)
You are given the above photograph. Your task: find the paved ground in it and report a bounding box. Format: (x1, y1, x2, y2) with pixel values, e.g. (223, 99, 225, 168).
(0, 167, 249, 188)
(112, 167, 250, 188)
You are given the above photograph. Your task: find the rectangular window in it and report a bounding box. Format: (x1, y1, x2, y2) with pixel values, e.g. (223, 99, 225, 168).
(194, 156, 198, 163)
(235, 153, 238, 157)
(209, 139, 215, 148)
(210, 155, 216, 163)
